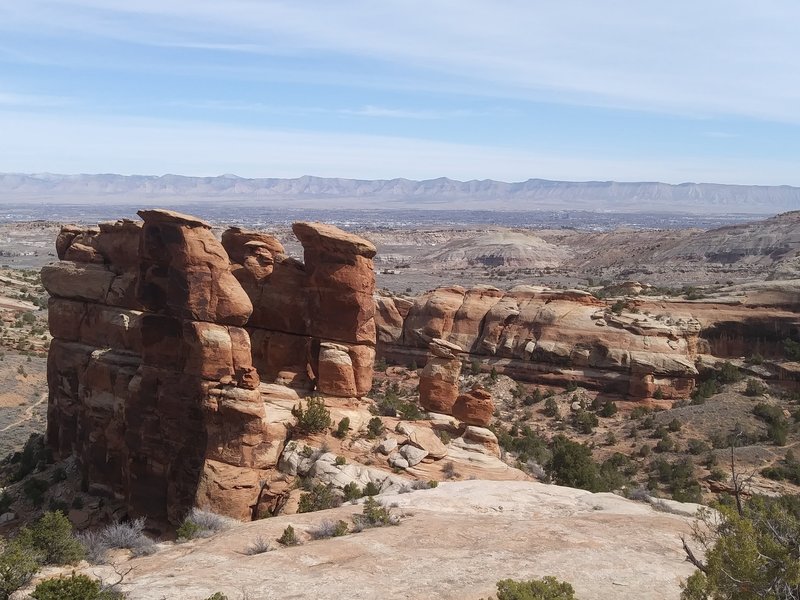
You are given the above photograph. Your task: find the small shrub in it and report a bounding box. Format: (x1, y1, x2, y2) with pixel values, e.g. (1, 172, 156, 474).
(547, 435, 600, 491)
(667, 418, 682, 432)
(366, 417, 385, 439)
(630, 406, 651, 420)
(244, 535, 272, 555)
(717, 361, 742, 384)
(441, 461, 458, 480)
(0, 492, 11, 514)
(0, 539, 40, 600)
(745, 379, 768, 397)
(298, 484, 343, 514)
(176, 520, 202, 541)
(435, 430, 452, 445)
(653, 386, 664, 400)
(543, 398, 560, 418)
(523, 388, 544, 406)
(309, 519, 349, 540)
(22, 477, 48, 507)
(610, 300, 625, 315)
(30, 572, 123, 600)
(597, 400, 617, 418)
(761, 451, 800, 485)
(470, 359, 481, 376)
(16, 511, 84, 565)
(353, 497, 396, 529)
(278, 525, 300, 546)
(638, 444, 652, 458)
(205, 594, 229, 600)
(494, 576, 576, 600)
(76, 530, 109, 565)
(753, 402, 789, 446)
(334, 455, 347, 466)
(708, 467, 728, 482)
(687, 439, 710, 455)
(363, 481, 380, 497)
(489, 367, 499, 382)
(374, 357, 388, 372)
(655, 435, 676, 453)
(334, 417, 350, 439)
(177, 508, 235, 541)
(746, 352, 764, 365)
(572, 409, 598, 434)
(92, 518, 156, 559)
(342, 482, 363, 501)
(292, 397, 331, 434)
(783, 338, 800, 361)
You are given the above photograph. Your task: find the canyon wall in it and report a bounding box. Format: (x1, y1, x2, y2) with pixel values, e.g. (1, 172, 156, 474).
(377, 286, 702, 399)
(377, 285, 800, 399)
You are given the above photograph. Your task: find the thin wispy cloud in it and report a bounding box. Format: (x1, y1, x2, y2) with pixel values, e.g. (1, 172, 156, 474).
(0, 1, 799, 183)
(338, 106, 499, 120)
(5, 1, 800, 122)
(0, 92, 73, 108)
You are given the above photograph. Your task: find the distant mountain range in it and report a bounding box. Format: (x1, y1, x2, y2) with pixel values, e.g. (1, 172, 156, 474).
(0, 173, 798, 214)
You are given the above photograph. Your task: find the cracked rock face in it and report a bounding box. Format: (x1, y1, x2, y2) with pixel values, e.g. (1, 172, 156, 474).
(43, 210, 378, 523)
(377, 285, 706, 400)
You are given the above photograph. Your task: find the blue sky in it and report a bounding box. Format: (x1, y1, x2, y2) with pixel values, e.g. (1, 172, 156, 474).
(1, 1, 800, 184)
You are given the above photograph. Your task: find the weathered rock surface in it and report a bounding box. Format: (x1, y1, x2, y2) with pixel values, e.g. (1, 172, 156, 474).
(43, 210, 379, 523)
(419, 338, 463, 412)
(378, 286, 704, 399)
(452, 387, 494, 427)
(79, 480, 698, 600)
(45, 210, 269, 523)
(227, 221, 377, 397)
(397, 422, 448, 459)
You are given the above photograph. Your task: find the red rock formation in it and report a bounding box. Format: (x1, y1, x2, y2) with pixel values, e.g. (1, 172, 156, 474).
(452, 386, 494, 427)
(43, 210, 378, 523)
(419, 338, 463, 413)
(226, 221, 377, 397)
(377, 286, 701, 400)
(44, 210, 269, 523)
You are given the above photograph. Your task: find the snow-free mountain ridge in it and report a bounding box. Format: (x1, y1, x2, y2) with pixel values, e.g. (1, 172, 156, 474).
(1, 172, 798, 214)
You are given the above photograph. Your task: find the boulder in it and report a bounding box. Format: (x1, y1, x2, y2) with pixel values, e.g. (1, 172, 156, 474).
(377, 438, 398, 455)
(399, 444, 428, 467)
(461, 426, 501, 457)
(42, 261, 115, 303)
(397, 422, 447, 459)
(452, 387, 495, 427)
(388, 453, 410, 470)
(317, 342, 358, 397)
(221, 226, 285, 264)
(419, 339, 463, 414)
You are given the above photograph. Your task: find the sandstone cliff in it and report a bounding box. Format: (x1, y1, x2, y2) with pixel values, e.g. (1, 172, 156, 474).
(377, 285, 702, 399)
(42, 211, 378, 524)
